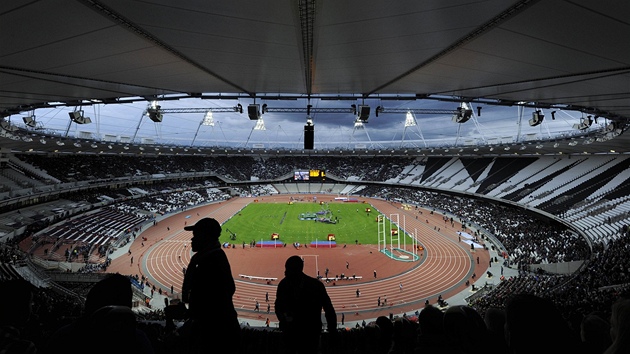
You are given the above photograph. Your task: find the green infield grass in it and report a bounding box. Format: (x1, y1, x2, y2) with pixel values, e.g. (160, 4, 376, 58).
(220, 202, 395, 245)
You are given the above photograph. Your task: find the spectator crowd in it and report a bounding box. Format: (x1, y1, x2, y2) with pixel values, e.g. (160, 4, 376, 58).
(1, 153, 629, 353)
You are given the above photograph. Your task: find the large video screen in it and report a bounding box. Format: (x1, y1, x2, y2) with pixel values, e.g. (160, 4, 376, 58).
(294, 171, 309, 181)
(294, 169, 325, 181)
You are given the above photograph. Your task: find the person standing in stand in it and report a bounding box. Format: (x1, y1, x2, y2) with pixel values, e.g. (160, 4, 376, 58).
(180, 218, 240, 353)
(275, 255, 337, 354)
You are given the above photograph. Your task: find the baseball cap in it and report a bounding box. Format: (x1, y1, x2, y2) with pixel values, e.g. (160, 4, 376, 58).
(183, 217, 222, 237)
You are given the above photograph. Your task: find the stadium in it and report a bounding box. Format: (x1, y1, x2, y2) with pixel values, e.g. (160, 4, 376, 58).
(1, 1, 629, 353)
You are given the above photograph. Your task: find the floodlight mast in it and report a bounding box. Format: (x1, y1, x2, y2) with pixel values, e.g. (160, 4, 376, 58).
(380, 107, 456, 148)
(350, 116, 376, 149)
(132, 104, 241, 143)
(400, 111, 428, 148)
(467, 105, 487, 144)
(191, 111, 215, 146)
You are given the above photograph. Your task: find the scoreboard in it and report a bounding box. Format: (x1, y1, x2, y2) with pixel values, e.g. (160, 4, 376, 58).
(293, 169, 326, 181)
(309, 169, 325, 179)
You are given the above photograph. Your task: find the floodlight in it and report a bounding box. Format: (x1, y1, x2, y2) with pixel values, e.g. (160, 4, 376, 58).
(404, 111, 417, 127)
(254, 118, 266, 130)
(202, 111, 215, 126)
(147, 106, 163, 122)
(23, 115, 37, 128)
(69, 110, 92, 124)
(573, 115, 594, 130)
(0, 119, 18, 131)
(452, 107, 473, 123)
(69, 111, 81, 120)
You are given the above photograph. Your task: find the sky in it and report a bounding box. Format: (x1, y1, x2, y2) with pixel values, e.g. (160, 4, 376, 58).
(11, 97, 601, 150)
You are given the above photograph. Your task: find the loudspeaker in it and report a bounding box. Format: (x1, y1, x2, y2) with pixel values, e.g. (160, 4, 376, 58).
(357, 105, 370, 121)
(248, 104, 261, 120)
(304, 124, 314, 149)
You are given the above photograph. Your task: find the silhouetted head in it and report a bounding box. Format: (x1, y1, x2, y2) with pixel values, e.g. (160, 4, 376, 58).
(418, 304, 445, 336)
(284, 255, 304, 276)
(376, 315, 394, 340)
(484, 306, 506, 336)
(609, 297, 630, 347)
(505, 293, 577, 353)
(84, 273, 132, 316)
(184, 218, 222, 251)
(391, 316, 418, 351)
(0, 279, 35, 327)
(580, 311, 611, 352)
(443, 305, 487, 342)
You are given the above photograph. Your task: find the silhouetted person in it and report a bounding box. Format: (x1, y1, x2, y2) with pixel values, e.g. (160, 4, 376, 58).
(45, 273, 154, 354)
(275, 255, 337, 354)
(415, 304, 454, 354)
(504, 293, 581, 354)
(483, 306, 509, 354)
(580, 310, 611, 354)
(390, 316, 419, 354)
(443, 305, 489, 354)
(0, 279, 38, 354)
(604, 297, 630, 354)
(374, 315, 394, 354)
(360, 321, 386, 354)
(180, 218, 240, 353)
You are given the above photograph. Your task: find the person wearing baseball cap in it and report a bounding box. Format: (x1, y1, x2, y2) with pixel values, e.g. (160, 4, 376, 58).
(180, 218, 240, 352)
(183, 217, 223, 252)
